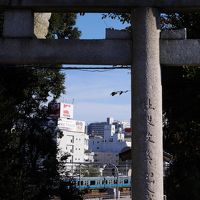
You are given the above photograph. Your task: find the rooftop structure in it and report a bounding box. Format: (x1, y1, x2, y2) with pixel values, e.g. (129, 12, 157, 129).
(89, 118, 131, 165)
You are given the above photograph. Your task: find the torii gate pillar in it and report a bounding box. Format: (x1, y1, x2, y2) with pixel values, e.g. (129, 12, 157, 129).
(131, 8, 163, 200)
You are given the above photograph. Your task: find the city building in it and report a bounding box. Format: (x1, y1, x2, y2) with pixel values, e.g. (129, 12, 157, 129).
(88, 117, 131, 165)
(48, 102, 91, 164)
(88, 117, 130, 137)
(57, 117, 88, 163)
(88, 121, 107, 137)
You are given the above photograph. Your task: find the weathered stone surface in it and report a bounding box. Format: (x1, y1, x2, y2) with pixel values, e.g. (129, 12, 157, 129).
(106, 28, 187, 40)
(1, 38, 200, 66)
(131, 8, 163, 200)
(34, 13, 51, 39)
(106, 28, 131, 40)
(3, 10, 51, 38)
(160, 28, 187, 40)
(161, 39, 200, 66)
(1, 0, 200, 12)
(3, 10, 34, 38)
(0, 39, 131, 65)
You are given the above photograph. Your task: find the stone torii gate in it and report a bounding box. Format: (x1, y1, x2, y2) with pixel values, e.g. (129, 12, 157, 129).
(1, 1, 200, 200)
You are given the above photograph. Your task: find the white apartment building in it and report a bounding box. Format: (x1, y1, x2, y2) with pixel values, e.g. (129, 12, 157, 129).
(89, 118, 131, 165)
(57, 118, 89, 163)
(48, 102, 90, 164)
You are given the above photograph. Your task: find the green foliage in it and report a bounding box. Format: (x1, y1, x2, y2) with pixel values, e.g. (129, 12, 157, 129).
(161, 13, 200, 200)
(0, 66, 64, 200)
(162, 66, 200, 121)
(163, 66, 200, 200)
(79, 165, 101, 177)
(161, 12, 200, 38)
(164, 120, 200, 200)
(0, 13, 81, 199)
(59, 179, 83, 200)
(48, 13, 81, 39)
(102, 13, 131, 25)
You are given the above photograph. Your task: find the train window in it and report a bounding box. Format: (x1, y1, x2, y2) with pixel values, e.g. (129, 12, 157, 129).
(90, 180, 96, 185)
(77, 181, 80, 186)
(124, 179, 128, 184)
(81, 181, 83, 185)
(114, 180, 117, 184)
(105, 180, 108, 184)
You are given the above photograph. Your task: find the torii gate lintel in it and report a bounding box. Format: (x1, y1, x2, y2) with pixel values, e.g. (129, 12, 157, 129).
(0, 27, 199, 66)
(1, 0, 200, 12)
(1, 3, 200, 200)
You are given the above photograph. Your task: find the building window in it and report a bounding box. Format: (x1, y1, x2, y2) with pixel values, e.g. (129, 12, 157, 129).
(97, 147, 99, 149)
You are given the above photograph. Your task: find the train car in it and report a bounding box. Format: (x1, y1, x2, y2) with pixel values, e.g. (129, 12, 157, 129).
(64, 176, 131, 190)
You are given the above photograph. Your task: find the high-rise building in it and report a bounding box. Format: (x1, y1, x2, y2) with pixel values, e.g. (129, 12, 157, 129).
(88, 117, 130, 137)
(88, 117, 131, 165)
(88, 122, 107, 137)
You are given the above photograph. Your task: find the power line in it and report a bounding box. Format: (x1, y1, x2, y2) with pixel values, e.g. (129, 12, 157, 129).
(60, 66, 131, 72)
(4, 65, 131, 71)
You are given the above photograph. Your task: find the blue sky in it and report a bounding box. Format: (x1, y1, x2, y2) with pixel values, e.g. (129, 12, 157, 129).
(61, 14, 131, 124)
